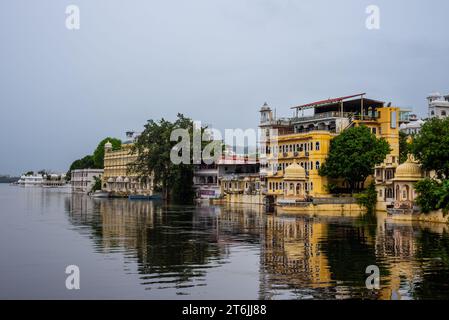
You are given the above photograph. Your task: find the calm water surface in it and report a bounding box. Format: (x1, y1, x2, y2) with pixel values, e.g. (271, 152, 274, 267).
(1, 184, 449, 299)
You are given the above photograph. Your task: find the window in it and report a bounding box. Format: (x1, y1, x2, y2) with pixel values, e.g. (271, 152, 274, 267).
(386, 188, 393, 198)
(372, 127, 377, 135)
(315, 142, 320, 151)
(391, 111, 397, 129)
(442, 111, 447, 116)
(315, 161, 320, 170)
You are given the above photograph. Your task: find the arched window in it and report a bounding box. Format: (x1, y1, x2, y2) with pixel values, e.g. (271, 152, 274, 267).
(315, 161, 320, 170)
(310, 182, 313, 190)
(315, 142, 320, 151)
(386, 188, 393, 198)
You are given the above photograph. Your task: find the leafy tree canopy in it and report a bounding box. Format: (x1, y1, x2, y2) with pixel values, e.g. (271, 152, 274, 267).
(129, 114, 215, 203)
(410, 117, 449, 179)
(415, 178, 449, 215)
(355, 181, 377, 214)
(92, 137, 122, 169)
(66, 155, 95, 180)
(319, 126, 390, 192)
(399, 131, 410, 164)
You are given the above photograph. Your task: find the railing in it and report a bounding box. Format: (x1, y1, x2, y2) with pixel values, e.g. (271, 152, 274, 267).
(292, 111, 379, 124)
(292, 111, 351, 122)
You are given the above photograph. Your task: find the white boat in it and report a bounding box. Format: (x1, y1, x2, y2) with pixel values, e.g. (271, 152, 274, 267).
(90, 190, 110, 198)
(17, 174, 44, 187)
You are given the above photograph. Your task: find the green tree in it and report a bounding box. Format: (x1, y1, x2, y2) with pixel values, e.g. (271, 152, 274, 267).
(354, 181, 377, 214)
(66, 155, 95, 180)
(399, 131, 410, 164)
(410, 117, 449, 179)
(415, 178, 449, 215)
(90, 176, 102, 193)
(319, 126, 391, 192)
(92, 137, 121, 169)
(129, 114, 215, 203)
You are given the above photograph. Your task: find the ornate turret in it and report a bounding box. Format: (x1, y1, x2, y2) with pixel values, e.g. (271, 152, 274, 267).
(394, 155, 422, 181)
(259, 102, 273, 124)
(284, 162, 306, 181)
(104, 141, 113, 152)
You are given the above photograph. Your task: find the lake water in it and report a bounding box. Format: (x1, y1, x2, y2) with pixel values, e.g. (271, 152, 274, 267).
(1, 184, 449, 299)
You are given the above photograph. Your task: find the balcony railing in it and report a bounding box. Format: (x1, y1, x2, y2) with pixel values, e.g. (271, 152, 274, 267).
(292, 111, 379, 123)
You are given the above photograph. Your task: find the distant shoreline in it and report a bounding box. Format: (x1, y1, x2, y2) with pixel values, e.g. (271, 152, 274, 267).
(0, 178, 19, 184)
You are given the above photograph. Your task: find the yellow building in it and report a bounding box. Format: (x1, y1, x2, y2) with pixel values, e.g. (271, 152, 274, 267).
(102, 141, 154, 196)
(259, 94, 402, 208)
(265, 131, 333, 199)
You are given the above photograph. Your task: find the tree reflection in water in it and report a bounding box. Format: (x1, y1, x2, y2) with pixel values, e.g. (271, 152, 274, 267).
(65, 194, 449, 299)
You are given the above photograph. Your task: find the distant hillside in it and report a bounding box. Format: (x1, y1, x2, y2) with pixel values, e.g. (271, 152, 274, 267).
(0, 175, 20, 183)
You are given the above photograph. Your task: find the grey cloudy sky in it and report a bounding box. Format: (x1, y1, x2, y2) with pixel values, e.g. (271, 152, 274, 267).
(1, 0, 448, 175)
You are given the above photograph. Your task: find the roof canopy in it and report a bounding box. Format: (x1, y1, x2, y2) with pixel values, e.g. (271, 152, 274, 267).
(291, 93, 385, 112)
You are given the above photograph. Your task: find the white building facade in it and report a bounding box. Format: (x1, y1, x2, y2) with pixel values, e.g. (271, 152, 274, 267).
(71, 169, 104, 193)
(427, 92, 449, 119)
(193, 163, 220, 199)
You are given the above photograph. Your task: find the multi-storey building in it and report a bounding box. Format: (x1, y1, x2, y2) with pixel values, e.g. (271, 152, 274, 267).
(218, 155, 262, 204)
(427, 92, 449, 119)
(71, 169, 104, 193)
(102, 137, 153, 197)
(193, 163, 220, 200)
(259, 93, 402, 209)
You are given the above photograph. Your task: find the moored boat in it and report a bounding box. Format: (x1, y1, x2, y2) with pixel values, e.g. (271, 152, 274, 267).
(90, 190, 110, 198)
(128, 194, 162, 200)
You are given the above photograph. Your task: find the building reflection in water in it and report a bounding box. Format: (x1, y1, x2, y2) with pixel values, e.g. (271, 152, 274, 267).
(65, 194, 449, 299)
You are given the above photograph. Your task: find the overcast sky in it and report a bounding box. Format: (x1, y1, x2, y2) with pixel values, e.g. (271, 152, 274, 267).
(1, 0, 448, 175)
